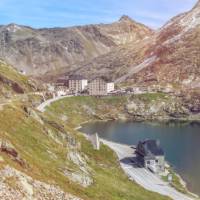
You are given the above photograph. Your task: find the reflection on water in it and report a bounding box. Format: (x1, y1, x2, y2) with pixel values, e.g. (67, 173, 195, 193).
(80, 120, 200, 195)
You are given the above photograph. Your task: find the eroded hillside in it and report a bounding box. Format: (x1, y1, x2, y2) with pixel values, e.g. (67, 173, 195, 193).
(0, 17, 152, 77)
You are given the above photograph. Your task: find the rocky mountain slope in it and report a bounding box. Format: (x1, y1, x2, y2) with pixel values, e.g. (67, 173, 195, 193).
(74, 0, 200, 91)
(0, 16, 152, 77)
(0, 1, 200, 92)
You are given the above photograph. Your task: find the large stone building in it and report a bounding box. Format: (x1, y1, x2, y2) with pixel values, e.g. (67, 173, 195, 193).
(136, 140, 165, 174)
(68, 75, 88, 93)
(88, 78, 114, 96)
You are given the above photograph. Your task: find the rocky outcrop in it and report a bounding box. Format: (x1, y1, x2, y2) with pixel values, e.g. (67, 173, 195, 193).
(23, 106, 44, 124)
(182, 90, 200, 113)
(0, 166, 82, 200)
(125, 95, 199, 121)
(0, 74, 24, 94)
(0, 139, 26, 167)
(65, 151, 93, 187)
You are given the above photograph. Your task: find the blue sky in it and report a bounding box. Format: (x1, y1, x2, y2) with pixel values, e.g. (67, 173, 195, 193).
(0, 0, 197, 29)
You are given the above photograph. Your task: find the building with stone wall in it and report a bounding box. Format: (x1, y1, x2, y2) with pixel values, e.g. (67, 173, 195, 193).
(136, 140, 165, 174)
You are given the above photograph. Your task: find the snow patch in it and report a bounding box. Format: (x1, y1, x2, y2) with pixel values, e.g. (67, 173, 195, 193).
(6, 24, 22, 33)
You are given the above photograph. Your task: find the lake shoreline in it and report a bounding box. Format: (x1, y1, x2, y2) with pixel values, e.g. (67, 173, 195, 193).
(75, 117, 200, 131)
(78, 119, 200, 198)
(99, 139, 195, 200)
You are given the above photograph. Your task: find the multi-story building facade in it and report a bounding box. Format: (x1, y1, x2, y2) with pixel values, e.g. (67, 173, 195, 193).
(68, 75, 88, 93)
(89, 78, 115, 96)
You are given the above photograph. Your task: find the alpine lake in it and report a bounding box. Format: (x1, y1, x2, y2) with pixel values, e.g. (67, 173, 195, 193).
(80, 120, 200, 195)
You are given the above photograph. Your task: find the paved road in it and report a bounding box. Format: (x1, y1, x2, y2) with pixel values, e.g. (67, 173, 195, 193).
(101, 139, 194, 200)
(37, 95, 73, 112)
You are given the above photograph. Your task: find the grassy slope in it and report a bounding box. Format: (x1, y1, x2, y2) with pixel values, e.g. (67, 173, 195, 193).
(79, 135, 169, 200)
(45, 93, 171, 128)
(0, 60, 35, 97)
(44, 96, 171, 200)
(0, 95, 171, 200)
(0, 104, 86, 196)
(47, 95, 197, 198)
(45, 96, 129, 128)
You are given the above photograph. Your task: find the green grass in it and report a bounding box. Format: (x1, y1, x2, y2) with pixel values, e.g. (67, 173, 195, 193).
(162, 168, 188, 194)
(132, 92, 169, 102)
(46, 96, 128, 128)
(0, 96, 172, 200)
(77, 134, 170, 200)
(44, 96, 172, 199)
(0, 60, 35, 96)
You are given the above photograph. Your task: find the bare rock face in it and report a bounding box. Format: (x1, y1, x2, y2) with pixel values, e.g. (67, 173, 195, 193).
(65, 151, 93, 187)
(0, 166, 82, 200)
(125, 96, 191, 120)
(0, 17, 152, 78)
(0, 139, 26, 167)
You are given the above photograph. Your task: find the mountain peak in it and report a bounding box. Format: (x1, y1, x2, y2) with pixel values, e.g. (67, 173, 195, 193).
(119, 15, 134, 22)
(5, 23, 22, 32)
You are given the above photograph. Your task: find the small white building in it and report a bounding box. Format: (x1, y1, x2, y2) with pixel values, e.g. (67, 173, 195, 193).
(107, 82, 115, 93)
(81, 79, 88, 91)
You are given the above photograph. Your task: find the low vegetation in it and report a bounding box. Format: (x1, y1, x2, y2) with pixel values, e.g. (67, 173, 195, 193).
(0, 60, 36, 98)
(0, 95, 171, 200)
(132, 92, 169, 102)
(45, 96, 129, 128)
(162, 167, 188, 195)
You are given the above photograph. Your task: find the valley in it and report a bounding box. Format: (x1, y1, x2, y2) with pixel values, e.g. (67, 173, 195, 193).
(0, 0, 199, 199)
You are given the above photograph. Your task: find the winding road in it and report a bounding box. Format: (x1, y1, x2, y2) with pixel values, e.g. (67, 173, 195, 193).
(37, 95, 73, 112)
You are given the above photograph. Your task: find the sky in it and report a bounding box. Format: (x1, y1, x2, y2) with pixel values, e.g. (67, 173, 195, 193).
(0, 0, 198, 29)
